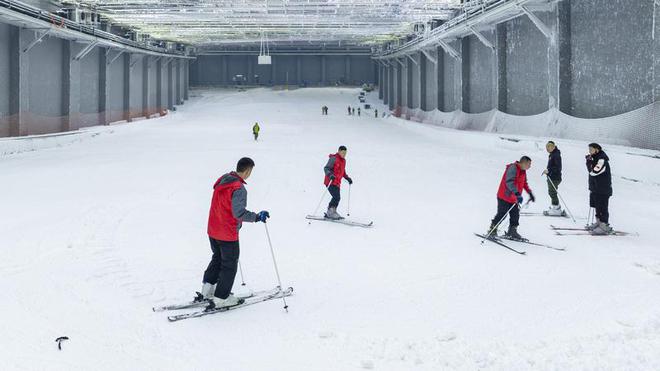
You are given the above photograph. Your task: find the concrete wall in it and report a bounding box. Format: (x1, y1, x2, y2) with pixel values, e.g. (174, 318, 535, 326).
(378, 0, 659, 149)
(503, 14, 550, 115)
(190, 54, 376, 86)
(0, 22, 189, 138)
(569, 0, 655, 118)
(0, 24, 10, 136)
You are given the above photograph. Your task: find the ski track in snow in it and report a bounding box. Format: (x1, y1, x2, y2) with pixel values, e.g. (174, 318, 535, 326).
(1, 87, 660, 370)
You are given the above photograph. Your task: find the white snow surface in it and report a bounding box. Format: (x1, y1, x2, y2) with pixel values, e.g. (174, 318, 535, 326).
(1, 87, 660, 371)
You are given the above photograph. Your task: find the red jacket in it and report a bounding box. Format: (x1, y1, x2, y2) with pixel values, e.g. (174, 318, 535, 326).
(497, 162, 531, 204)
(323, 153, 349, 187)
(207, 172, 257, 241)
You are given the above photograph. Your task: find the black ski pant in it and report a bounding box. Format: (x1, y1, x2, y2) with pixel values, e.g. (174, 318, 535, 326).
(327, 185, 341, 209)
(590, 192, 610, 224)
(253, 132, 258, 141)
(203, 238, 240, 299)
(547, 178, 561, 206)
(491, 198, 519, 228)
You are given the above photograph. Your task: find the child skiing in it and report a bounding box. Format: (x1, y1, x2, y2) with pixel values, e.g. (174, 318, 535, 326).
(252, 122, 260, 141)
(488, 156, 535, 240)
(323, 146, 353, 220)
(200, 157, 270, 309)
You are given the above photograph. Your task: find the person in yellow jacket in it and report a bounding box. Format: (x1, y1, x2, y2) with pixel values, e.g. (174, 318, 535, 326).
(252, 122, 260, 141)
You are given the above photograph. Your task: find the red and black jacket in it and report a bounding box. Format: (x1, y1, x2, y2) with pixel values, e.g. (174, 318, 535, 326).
(207, 172, 257, 241)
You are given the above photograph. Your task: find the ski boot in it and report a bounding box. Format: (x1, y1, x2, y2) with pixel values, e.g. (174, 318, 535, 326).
(324, 207, 343, 220)
(504, 225, 526, 242)
(585, 218, 601, 230)
(207, 294, 244, 310)
(590, 222, 613, 235)
(486, 223, 499, 238)
(544, 205, 564, 216)
(194, 282, 216, 302)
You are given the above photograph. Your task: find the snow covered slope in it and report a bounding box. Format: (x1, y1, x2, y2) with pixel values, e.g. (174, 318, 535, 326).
(1, 87, 659, 370)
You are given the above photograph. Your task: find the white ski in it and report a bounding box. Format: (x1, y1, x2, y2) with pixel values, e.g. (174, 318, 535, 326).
(306, 215, 373, 228)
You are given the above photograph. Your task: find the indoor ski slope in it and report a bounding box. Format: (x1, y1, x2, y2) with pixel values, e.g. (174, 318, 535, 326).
(1, 87, 659, 370)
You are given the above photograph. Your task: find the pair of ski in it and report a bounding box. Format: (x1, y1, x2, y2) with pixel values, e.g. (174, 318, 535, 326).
(520, 211, 569, 218)
(550, 225, 636, 236)
(154, 286, 294, 322)
(475, 233, 565, 256)
(306, 215, 373, 228)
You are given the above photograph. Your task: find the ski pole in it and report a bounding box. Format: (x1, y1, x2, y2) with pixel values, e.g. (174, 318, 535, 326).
(263, 223, 289, 312)
(238, 260, 246, 287)
(482, 202, 518, 244)
(311, 183, 332, 216)
(347, 184, 351, 216)
(545, 175, 576, 223)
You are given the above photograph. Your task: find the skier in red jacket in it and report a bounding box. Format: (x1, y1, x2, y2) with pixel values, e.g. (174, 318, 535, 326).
(201, 157, 270, 309)
(488, 156, 535, 240)
(323, 146, 353, 219)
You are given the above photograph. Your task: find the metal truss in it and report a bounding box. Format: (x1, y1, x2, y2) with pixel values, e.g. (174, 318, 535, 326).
(64, 0, 461, 46)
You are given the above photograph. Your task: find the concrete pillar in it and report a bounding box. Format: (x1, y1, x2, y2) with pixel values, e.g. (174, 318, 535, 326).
(378, 64, 384, 100)
(321, 56, 327, 86)
(222, 56, 228, 85)
(556, 1, 572, 114)
(247, 57, 254, 85)
(461, 39, 470, 112)
(99, 48, 109, 124)
(419, 53, 427, 111)
(156, 58, 163, 113)
(8, 26, 29, 136)
(184, 60, 189, 100)
(437, 46, 445, 111)
(271, 56, 276, 85)
(123, 53, 131, 122)
(62, 40, 81, 131)
(396, 64, 403, 109)
(167, 60, 174, 109)
(345, 55, 351, 84)
(496, 24, 508, 112)
(175, 59, 182, 104)
(296, 56, 302, 85)
(407, 58, 413, 109)
(142, 56, 150, 117)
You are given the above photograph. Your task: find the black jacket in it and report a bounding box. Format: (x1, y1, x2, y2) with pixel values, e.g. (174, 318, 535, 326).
(586, 150, 612, 195)
(546, 147, 562, 181)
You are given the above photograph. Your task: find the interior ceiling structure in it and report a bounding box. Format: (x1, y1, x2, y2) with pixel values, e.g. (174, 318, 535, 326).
(61, 0, 461, 46)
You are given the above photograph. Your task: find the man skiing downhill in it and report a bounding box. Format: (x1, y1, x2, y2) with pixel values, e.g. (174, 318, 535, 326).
(201, 157, 270, 309)
(488, 156, 536, 240)
(543, 141, 563, 215)
(252, 122, 260, 141)
(323, 146, 353, 220)
(585, 143, 613, 235)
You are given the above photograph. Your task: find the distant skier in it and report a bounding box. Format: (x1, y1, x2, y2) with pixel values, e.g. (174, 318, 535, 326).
(382, 111, 386, 118)
(323, 146, 353, 220)
(488, 156, 535, 240)
(200, 157, 270, 309)
(252, 122, 260, 141)
(375, 109, 378, 118)
(347, 106, 351, 115)
(542, 141, 562, 215)
(351, 107, 355, 115)
(585, 143, 613, 235)
(321, 106, 328, 115)
(357, 108, 361, 116)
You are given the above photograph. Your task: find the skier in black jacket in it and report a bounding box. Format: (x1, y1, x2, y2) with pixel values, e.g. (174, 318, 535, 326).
(585, 143, 613, 235)
(542, 141, 563, 216)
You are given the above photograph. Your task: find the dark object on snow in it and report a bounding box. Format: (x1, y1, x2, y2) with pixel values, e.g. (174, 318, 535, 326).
(499, 137, 520, 143)
(55, 336, 69, 350)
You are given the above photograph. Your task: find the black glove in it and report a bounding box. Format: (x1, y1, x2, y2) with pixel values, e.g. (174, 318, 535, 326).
(529, 192, 536, 203)
(585, 154, 592, 161)
(329, 175, 336, 182)
(256, 211, 270, 223)
(516, 193, 523, 204)
(346, 176, 353, 185)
